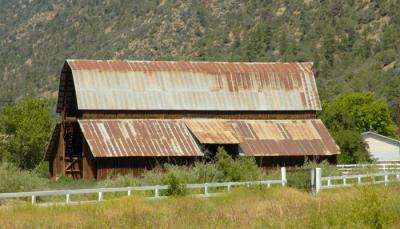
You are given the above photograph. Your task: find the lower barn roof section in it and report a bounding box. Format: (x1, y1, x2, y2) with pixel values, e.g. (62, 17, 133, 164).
(78, 119, 203, 157)
(184, 119, 339, 156)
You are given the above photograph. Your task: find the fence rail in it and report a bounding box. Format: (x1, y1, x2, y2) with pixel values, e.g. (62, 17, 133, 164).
(313, 167, 400, 193)
(337, 163, 400, 174)
(0, 168, 287, 205)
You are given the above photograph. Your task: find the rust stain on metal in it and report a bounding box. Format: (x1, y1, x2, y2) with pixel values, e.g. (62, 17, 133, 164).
(78, 119, 203, 157)
(184, 119, 240, 144)
(231, 119, 340, 156)
(62, 60, 321, 111)
(185, 119, 339, 156)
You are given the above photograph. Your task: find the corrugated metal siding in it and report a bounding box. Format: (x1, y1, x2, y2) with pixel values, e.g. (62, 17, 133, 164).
(184, 119, 339, 156)
(78, 119, 203, 157)
(65, 60, 321, 111)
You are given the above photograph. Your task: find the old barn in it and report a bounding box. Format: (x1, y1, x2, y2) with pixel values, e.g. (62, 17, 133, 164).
(45, 60, 340, 179)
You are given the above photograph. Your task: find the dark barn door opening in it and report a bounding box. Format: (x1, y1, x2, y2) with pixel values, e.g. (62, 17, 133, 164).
(201, 144, 239, 161)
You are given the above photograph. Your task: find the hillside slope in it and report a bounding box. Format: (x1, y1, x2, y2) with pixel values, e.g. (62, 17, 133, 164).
(0, 0, 399, 116)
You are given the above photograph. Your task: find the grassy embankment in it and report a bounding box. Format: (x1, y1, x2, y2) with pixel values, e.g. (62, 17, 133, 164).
(1, 184, 399, 228)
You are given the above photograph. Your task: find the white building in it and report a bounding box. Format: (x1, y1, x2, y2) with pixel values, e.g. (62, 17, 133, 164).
(362, 131, 400, 162)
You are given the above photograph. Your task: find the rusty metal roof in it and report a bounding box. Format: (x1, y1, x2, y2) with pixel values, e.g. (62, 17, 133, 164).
(62, 60, 321, 111)
(78, 118, 338, 158)
(185, 119, 240, 144)
(78, 119, 203, 157)
(184, 119, 339, 156)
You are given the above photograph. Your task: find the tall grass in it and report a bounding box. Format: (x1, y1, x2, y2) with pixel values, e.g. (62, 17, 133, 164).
(1, 185, 399, 228)
(0, 157, 347, 193)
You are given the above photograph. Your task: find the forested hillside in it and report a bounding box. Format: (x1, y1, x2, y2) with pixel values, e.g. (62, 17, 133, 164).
(0, 0, 399, 119)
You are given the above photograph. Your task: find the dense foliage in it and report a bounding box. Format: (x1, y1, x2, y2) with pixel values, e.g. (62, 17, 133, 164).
(319, 92, 398, 163)
(0, 97, 54, 169)
(0, 0, 399, 123)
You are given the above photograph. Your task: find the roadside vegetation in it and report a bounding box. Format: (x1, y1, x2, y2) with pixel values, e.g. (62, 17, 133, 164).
(1, 185, 400, 228)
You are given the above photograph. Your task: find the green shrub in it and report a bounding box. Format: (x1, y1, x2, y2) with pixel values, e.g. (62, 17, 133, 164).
(191, 161, 223, 183)
(215, 147, 261, 182)
(286, 168, 311, 191)
(33, 161, 50, 178)
(163, 173, 186, 196)
(0, 162, 47, 192)
(215, 146, 235, 181)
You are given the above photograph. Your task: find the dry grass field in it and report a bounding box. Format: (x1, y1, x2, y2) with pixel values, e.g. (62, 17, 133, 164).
(1, 184, 400, 228)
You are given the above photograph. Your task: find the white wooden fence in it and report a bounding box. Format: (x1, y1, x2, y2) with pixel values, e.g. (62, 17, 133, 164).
(337, 163, 400, 174)
(0, 168, 287, 205)
(313, 167, 400, 194)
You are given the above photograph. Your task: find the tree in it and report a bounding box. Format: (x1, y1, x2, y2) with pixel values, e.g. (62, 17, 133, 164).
(0, 97, 54, 170)
(319, 92, 398, 163)
(330, 92, 397, 136)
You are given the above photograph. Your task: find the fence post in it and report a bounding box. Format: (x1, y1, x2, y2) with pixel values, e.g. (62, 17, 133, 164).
(384, 174, 388, 185)
(154, 186, 159, 198)
(98, 192, 103, 201)
(127, 187, 132, 197)
(315, 168, 322, 194)
(343, 178, 347, 185)
(66, 194, 71, 204)
(281, 167, 287, 186)
(31, 195, 36, 204)
(311, 168, 315, 193)
(227, 184, 231, 192)
(327, 178, 331, 187)
(358, 176, 361, 184)
(204, 183, 209, 196)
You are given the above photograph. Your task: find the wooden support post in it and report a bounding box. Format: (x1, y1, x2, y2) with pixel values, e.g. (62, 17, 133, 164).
(227, 184, 231, 192)
(358, 176, 361, 184)
(31, 195, 36, 204)
(128, 188, 132, 197)
(343, 178, 347, 185)
(98, 192, 103, 201)
(327, 178, 331, 187)
(384, 175, 389, 185)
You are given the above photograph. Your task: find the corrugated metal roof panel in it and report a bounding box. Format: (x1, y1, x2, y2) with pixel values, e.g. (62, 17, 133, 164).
(232, 119, 339, 156)
(78, 119, 338, 157)
(78, 119, 203, 157)
(184, 119, 240, 144)
(184, 119, 339, 156)
(64, 60, 321, 111)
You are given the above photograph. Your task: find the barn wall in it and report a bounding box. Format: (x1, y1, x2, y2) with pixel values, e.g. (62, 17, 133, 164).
(78, 110, 317, 120)
(82, 140, 96, 179)
(256, 155, 337, 167)
(95, 157, 201, 179)
(51, 126, 65, 177)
